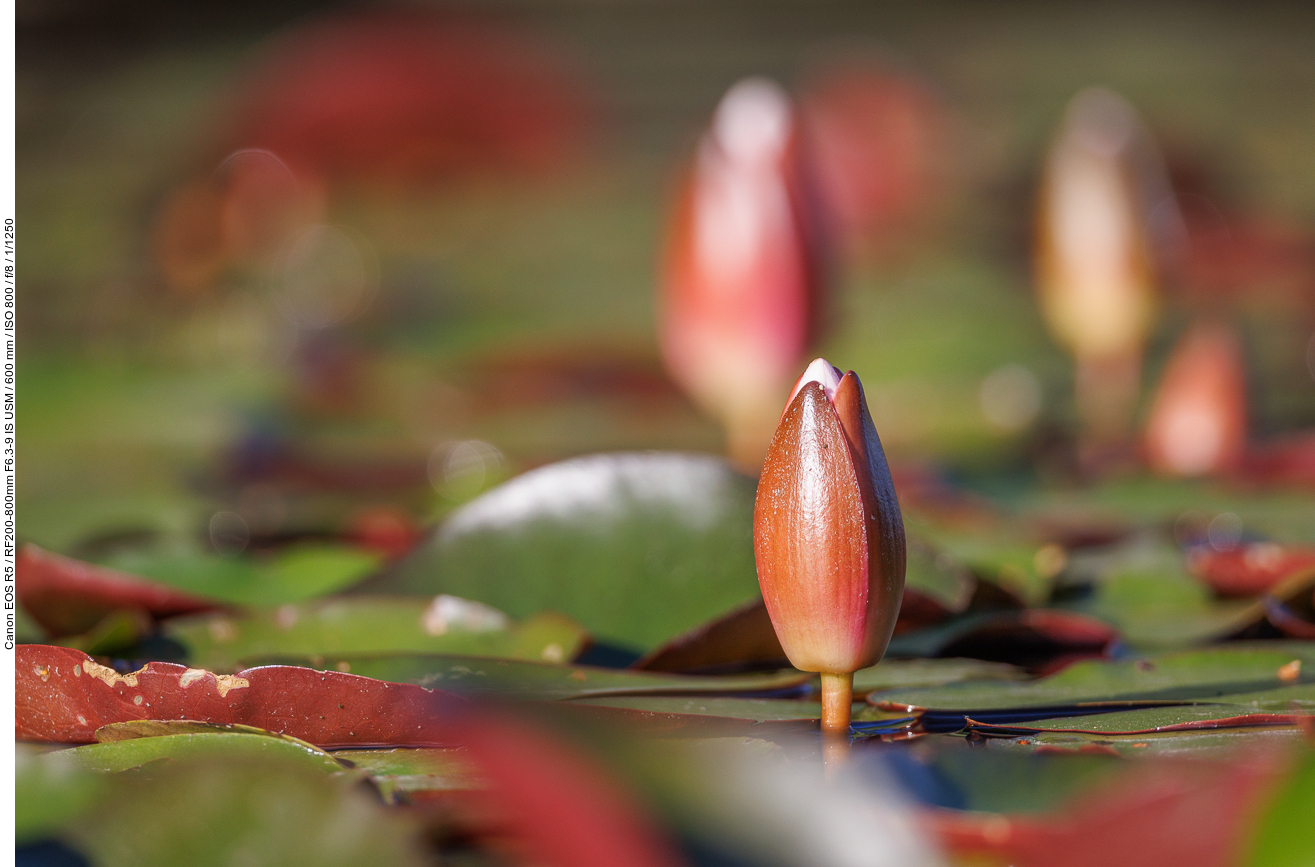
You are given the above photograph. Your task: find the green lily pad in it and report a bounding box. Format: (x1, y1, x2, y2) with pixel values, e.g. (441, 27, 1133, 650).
(852, 657, 1024, 696)
(64, 753, 427, 867)
(989, 682, 1315, 733)
(920, 745, 1125, 814)
(909, 516, 1051, 605)
(58, 730, 348, 776)
(166, 597, 588, 671)
(251, 653, 809, 700)
(996, 727, 1310, 757)
(874, 644, 1315, 711)
(372, 452, 762, 651)
(571, 695, 826, 722)
(16, 745, 107, 844)
(101, 542, 383, 607)
(336, 748, 478, 802)
(1245, 747, 1315, 867)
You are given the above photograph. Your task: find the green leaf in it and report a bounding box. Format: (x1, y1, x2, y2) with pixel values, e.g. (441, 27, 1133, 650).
(571, 695, 825, 722)
(166, 597, 589, 671)
(252, 653, 809, 700)
(64, 754, 427, 867)
(102, 542, 383, 607)
(852, 657, 1023, 696)
(873, 643, 1315, 711)
(374, 453, 762, 650)
(16, 745, 107, 844)
(59, 730, 347, 775)
(335, 748, 477, 802)
(1245, 747, 1315, 867)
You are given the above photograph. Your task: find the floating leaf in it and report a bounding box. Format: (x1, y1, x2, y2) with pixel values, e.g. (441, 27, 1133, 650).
(17, 544, 215, 637)
(102, 542, 384, 607)
(1245, 747, 1315, 867)
(166, 597, 588, 671)
(927, 751, 1290, 867)
(886, 609, 1119, 671)
(874, 643, 1315, 713)
(851, 657, 1023, 697)
(372, 453, 762, 650)
(337, 747, 477, 802)
(249, 653, 809, 700)
(15, 745, 107, 844)
(64, 753, 427, 867)
(635, 543, 975, 673)
(1188, 544, 1315, 597)
(17, 644, 460, 748)
(57, 729, 347, 775)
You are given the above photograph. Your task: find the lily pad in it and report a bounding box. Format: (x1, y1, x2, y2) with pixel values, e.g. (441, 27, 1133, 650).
(64, 753, 427, 867)
(336, 747, 477, 802)
(1245, 747, 1315, 867)
(58, 729, 347, 775)
(101, 542, 384, 607)
(166, 597, 588, 671)
(15, 745, 107, 844)
(852, 658, 1023, 696)
(372, 452, 762, 650)
(248, 653, 810, 700)
(873, 644, 1315, 713)
(17, 644, 462, 748)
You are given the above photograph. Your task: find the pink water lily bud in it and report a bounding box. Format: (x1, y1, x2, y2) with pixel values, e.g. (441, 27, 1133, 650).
(1144, 321, 1247, 477)
(754, 359, 905, 744)
(659, 78, 827, 470)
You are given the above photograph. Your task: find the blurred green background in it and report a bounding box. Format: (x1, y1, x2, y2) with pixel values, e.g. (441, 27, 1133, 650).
(17, 0, 1315, 550)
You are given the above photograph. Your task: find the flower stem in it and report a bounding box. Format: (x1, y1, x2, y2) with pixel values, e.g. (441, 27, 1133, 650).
(820, 671, 853, 777)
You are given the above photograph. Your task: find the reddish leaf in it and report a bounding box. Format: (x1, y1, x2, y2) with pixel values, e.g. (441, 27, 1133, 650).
(936, 610, 1119, 675)
(16, 644, 459, 748)
(1236, 431, 1315, 488)
(1188, 542, 1315, 597)
(633, 589, 957, 674)
(923, 751, 1288, 867)
(345, 506, 424, 560)
(231, 10, 591, 185)
(16, 545, 216, 637)
(450, 712, 687, 867)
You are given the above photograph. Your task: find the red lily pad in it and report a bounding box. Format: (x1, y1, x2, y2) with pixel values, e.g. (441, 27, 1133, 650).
(16, 544, 216, 637)
(16, 644, 460, 748)
(1187, 542, 1315, 597)
(924, 750, 1290, 867)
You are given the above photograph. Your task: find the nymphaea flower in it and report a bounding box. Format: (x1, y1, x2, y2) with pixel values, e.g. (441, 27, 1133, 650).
(659, 78, 827, 470)
(754, 358, 906, 747)
(1144, 321, 1247, 477)
(1034, 87, 1182, 466)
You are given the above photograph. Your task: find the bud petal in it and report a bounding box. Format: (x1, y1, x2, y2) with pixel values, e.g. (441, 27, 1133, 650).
(753, 365, 905, 674)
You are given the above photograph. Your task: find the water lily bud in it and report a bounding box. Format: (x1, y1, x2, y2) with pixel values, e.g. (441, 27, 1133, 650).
(1035, 88, 1179, 460)
(754, 358, 906, 694)
(1145, 321, 1247, 477)
(659, 78, 827, 470)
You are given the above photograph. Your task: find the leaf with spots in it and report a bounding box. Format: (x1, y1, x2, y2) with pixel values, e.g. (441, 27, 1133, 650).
(16, 644, 462, 748)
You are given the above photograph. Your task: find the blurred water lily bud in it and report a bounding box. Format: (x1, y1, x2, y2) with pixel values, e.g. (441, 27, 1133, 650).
(1035, 88, 1179, 465)
(659, 78, 828, 470)
(1145, 321, 1247, 477)
(755, 359, 905, 742)
(799, 62, 948, 254)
